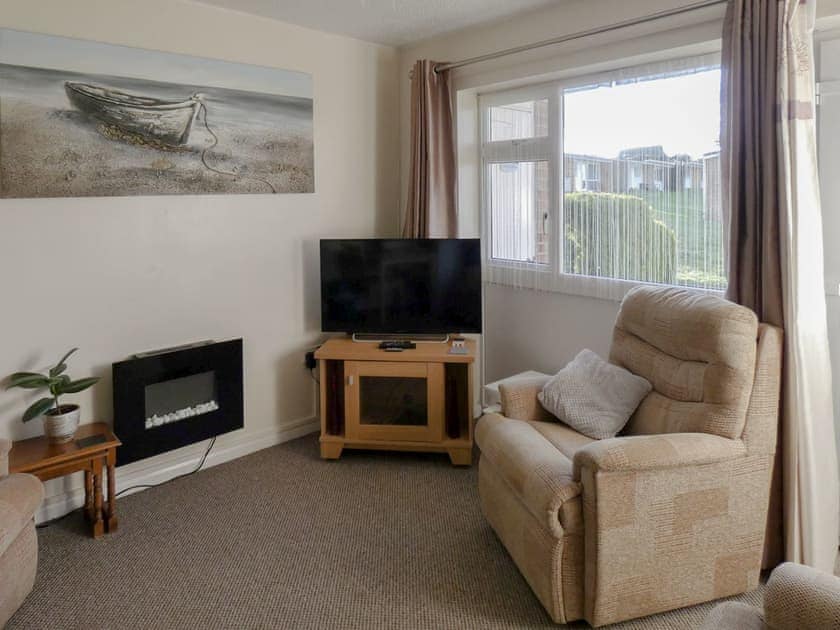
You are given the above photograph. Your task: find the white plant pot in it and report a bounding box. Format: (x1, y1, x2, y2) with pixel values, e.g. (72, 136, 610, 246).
(43, 405, 80, 444)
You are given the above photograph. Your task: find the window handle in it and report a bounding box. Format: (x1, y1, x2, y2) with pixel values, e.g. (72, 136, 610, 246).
(347, 375, 354, 386)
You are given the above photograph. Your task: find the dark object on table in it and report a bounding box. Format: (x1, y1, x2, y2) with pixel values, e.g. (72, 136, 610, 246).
(76, 434, 108, 449)
(379, 340, 416, 350)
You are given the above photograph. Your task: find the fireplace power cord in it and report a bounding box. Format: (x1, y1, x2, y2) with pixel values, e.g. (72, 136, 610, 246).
(115, 436, 216, 498)
(36, 436, 216, 530)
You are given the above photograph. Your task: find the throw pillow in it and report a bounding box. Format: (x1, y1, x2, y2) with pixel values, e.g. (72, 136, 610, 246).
(537, 349, 652, 439)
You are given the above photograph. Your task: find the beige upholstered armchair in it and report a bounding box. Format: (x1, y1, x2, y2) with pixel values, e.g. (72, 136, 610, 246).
(0, 438, 44, 625)
(476, 286, 782, 626)
(700, 562, 840, 629)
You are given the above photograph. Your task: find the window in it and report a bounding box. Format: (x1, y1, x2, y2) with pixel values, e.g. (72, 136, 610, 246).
(480, 56, 726, 297)
(483, 89, 553, 266)
(488, 161, 550, 264)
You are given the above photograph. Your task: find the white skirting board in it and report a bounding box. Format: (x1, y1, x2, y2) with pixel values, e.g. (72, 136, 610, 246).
(34, 416, 319, 524)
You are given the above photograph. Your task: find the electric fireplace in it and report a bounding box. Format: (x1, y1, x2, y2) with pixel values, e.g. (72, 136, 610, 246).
(113, 339, 243, 465)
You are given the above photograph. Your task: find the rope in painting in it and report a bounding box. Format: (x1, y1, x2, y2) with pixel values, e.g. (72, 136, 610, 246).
(197, 100, 278, 194)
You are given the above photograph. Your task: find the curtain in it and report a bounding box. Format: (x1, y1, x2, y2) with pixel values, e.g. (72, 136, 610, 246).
(402, 60, 457, 238)
(722, 0, 839, 572)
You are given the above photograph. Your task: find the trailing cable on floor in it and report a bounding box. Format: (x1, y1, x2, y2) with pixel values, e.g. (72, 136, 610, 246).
(36, 437, 216, 529)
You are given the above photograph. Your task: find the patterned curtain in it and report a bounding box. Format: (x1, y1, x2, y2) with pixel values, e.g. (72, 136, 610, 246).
(722, 0, 839, 571)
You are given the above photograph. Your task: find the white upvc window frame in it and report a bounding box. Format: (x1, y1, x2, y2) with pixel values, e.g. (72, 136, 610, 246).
(479, 83, 559, 280)
(478, 52, 724, 302)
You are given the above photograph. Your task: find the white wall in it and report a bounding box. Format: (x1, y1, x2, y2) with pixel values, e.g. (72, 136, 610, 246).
(483, 284, 617, 382)
(0, 0, 400, 518)
(400, 0, 840, 388)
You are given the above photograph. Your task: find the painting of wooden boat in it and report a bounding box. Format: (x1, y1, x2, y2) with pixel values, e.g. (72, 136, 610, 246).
(64, 81, 202, 146)
(1, 28, 314, 197)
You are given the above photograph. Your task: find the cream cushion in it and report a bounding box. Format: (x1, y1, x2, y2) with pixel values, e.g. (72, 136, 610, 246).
(537, 349, 652, 439)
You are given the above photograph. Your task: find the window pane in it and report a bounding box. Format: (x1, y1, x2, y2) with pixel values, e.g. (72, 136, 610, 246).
(490, 99, 548, 141)
(562, 67, 725, 290)
(489, 161, 549, 264)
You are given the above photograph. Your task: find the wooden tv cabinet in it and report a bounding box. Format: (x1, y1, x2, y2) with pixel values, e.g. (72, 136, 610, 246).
(314, 337, 476, 466)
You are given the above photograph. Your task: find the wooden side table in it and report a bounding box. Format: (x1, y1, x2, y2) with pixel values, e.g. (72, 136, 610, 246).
(10, 422, 121, 538)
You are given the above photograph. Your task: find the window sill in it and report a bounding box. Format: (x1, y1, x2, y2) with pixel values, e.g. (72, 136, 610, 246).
(484, 266, 725, 303)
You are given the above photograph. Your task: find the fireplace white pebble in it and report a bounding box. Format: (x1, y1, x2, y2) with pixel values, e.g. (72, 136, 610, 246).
(144, 400, 220, 430)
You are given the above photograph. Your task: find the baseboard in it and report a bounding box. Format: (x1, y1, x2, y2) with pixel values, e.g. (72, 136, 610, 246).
(35, 416, 319, 524)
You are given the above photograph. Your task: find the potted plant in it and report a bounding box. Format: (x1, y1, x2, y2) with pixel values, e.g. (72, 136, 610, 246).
(6, 348, 100, 443)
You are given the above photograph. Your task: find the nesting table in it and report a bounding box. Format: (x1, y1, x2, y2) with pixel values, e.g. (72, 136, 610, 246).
(9, 422, 121, 538)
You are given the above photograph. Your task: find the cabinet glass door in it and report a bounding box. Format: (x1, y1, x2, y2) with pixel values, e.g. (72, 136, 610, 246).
(345, 361, 443, 442)
(359, 376, 427, 427)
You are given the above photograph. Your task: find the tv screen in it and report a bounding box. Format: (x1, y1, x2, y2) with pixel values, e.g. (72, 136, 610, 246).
(320, 238, 482, 334)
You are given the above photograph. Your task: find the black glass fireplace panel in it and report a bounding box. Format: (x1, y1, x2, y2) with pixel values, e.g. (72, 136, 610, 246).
(144, 371, 218, 430)
(113, 339, 243, 465)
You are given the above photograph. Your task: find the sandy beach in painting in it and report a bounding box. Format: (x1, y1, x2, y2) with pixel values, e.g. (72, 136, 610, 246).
(0, 64, 314, 197)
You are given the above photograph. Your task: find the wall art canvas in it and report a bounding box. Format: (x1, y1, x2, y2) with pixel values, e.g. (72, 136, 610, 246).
(0, 29, 314, 198)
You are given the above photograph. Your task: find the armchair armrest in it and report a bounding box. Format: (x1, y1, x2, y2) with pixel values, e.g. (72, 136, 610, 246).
(573, 432, 746, 477)
(0, 438, 10, 476)
(0, 473, 44, 556)
(574, 432, 762, 626)
(498, 376, 554, 422)
(476, 413, 581, 537)
(764, 562, 840, 629)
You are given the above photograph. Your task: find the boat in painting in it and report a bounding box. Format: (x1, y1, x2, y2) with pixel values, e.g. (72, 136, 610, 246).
(64, 81, 202, 146)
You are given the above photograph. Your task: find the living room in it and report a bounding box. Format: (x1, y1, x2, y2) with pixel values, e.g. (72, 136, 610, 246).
(2, 0, 840, 628)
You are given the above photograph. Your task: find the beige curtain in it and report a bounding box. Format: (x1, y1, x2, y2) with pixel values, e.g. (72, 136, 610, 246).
(723, 0, 839, 572)
(402, 60, 457, 238)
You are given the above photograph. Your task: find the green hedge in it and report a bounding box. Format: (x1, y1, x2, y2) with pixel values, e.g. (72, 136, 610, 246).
(564, 192, 676, 285)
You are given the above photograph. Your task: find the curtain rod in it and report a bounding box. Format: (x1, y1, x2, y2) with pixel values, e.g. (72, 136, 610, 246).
(431, 0, 728, 74)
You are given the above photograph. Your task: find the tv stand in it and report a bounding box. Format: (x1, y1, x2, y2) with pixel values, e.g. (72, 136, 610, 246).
(351, 333, 450, 343)
(314, 337, 475, 466)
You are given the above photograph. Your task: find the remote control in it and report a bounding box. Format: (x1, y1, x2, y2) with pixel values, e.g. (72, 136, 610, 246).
(379, 340, 416, 350)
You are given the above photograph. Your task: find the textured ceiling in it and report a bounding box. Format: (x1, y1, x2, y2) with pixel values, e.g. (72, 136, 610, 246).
(192, 0, 561, 47)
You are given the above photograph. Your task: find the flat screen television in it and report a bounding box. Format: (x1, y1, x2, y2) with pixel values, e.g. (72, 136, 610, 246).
(320, 238, 482, 334)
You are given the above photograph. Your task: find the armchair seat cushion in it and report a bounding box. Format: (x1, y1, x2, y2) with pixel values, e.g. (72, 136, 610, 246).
(476, 413, 591, 536)
(0, 474, 44, 557)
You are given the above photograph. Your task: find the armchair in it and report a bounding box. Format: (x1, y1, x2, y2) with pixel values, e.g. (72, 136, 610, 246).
(0, 438, 44, 626)
(700, 562, 840, 629)
(475, 286, 783, 626)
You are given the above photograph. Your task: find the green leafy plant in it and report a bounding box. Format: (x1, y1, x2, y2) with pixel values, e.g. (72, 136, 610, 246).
(6, 348, 100, 422)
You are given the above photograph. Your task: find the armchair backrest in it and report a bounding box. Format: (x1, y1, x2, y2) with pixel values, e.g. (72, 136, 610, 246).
(609, 286, 760, 440)
(741, 323, 784, 455)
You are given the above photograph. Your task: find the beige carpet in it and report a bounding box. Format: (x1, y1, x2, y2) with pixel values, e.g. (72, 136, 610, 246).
(9, 435, 766, 629)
